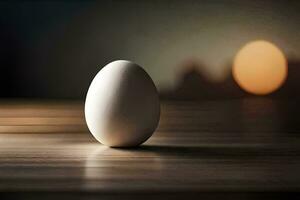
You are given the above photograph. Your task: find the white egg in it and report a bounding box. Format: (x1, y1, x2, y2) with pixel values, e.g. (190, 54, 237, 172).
(85, 60, 160, 147)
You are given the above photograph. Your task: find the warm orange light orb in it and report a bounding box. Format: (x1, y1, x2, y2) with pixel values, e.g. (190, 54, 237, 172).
(233, 40, 288, 95)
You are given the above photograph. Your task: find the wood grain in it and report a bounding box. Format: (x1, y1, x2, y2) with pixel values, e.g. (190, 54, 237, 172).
(0, 98, 300, 199)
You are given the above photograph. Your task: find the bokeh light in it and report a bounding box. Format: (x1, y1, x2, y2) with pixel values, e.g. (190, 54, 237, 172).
(233, 40, 288, 95)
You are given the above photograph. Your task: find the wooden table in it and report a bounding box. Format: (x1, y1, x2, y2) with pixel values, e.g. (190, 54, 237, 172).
(0, 98, 300, 199)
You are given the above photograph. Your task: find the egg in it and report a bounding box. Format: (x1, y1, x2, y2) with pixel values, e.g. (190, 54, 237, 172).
(85, 60, 160, 147)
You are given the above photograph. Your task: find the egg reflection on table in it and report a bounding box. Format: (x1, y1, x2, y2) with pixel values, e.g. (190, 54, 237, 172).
(233, 40, 288, 95)
(85, 60, 160, 147)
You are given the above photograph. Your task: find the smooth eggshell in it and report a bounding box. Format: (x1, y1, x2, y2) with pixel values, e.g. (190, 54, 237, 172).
(85, 60, 160, 147)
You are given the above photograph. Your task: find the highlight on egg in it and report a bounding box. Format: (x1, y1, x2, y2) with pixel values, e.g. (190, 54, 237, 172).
(85, 60, 160, 147)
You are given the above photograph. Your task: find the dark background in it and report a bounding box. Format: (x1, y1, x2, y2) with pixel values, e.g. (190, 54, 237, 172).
(0, 0, 299, 99)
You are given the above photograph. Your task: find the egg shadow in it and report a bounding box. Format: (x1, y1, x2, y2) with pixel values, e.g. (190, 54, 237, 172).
(129, 142, 297, 158)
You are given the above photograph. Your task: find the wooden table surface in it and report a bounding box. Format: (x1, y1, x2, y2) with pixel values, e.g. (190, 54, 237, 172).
(0, 98, 300, 199)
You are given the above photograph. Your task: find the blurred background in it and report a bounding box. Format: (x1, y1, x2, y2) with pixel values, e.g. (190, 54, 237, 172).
(0, 0, 299, 99)
(1, 2, 300, 198)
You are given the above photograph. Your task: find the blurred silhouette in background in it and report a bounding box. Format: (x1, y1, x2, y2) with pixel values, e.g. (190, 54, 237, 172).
(160, 59, 246, 100)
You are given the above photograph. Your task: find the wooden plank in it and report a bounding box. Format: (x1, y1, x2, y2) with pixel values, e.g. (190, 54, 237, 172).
(0, 133, 300, 192)
(0, 99, 299, 199)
